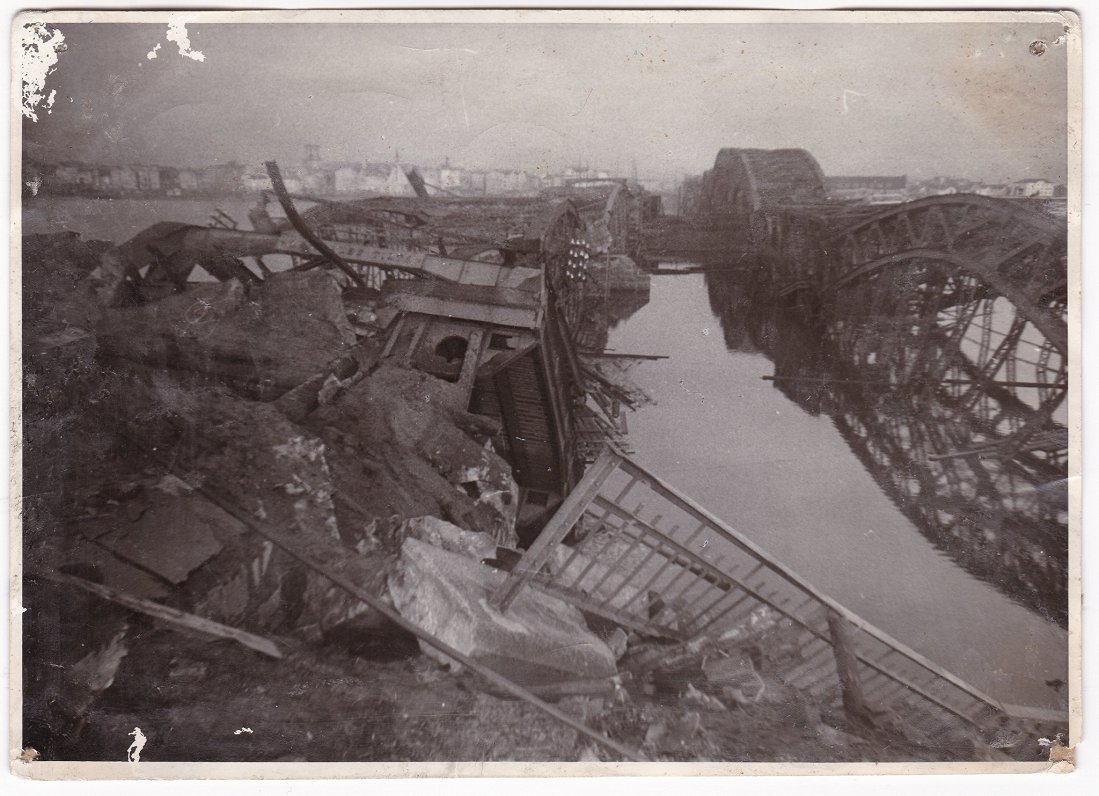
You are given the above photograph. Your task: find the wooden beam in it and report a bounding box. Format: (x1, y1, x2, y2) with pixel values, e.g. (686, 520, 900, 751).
(456, 328, 487, 409)
(492, 447, 622, 612)
(43, 570, 284, 659)
(827, 610, 877, 728)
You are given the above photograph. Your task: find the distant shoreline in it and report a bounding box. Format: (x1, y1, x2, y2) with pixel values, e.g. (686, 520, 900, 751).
(22, 190, 250, 202)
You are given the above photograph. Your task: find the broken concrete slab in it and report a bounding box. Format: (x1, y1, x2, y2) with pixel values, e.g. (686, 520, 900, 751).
(308, 363, 519, 546)
(91, 493, 231, 585)
(388, 537, 618, 686)
(94, 269, 359, 400)
(93, 376, 391, 636)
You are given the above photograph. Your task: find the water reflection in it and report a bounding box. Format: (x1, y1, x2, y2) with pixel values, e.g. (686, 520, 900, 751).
(706, 269, 1069, 627)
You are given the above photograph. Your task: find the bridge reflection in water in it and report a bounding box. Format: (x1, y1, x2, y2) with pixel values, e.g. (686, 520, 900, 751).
(687, 147, 1068, 630)
(706, 268, 1068, 627)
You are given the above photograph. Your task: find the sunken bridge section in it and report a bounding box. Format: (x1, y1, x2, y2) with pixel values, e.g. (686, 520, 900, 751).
(690, 147, 1070, 627)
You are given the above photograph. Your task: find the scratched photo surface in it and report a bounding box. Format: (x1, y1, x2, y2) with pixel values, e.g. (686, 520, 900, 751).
(17, 14, 1073, 767)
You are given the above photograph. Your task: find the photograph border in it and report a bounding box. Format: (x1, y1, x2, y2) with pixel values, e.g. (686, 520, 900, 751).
(7, 5, 1084, 781)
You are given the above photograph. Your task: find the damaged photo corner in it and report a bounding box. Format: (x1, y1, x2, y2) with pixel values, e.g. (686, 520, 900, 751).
(7, 5, 1084, 787)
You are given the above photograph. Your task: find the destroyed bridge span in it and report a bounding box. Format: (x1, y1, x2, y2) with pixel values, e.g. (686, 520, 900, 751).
(684, 147, 1070, 628)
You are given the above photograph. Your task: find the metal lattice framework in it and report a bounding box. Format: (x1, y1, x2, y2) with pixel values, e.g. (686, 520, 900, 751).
(493, 448, 1066, 739)
(751, 197, 1070, 625)
(693, 148, 1069, 628)
(820, 195, 1068, 477)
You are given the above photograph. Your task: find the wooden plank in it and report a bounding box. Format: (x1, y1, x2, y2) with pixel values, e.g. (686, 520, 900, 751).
(381, 313, 407, 358)
(494, 360, 537, 486)
(535, 335, 575, 491)
(388, 292, 540, 330)
(828, 610, 877, 727)
(456, 328, 486, 409)
(401, 316, 430, 366)
(385, 279, 541, 310)
(44, 570, 283, 659)
(525, 577, 687, 641)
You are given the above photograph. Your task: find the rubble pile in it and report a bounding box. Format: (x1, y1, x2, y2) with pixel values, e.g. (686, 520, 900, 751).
(22, 231, 547, 758)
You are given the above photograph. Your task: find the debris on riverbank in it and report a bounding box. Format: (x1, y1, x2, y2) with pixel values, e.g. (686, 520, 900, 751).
(19, 164, 1066, 765)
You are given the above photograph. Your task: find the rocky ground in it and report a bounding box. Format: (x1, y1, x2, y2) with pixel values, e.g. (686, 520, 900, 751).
(18, 232, 1047, 765)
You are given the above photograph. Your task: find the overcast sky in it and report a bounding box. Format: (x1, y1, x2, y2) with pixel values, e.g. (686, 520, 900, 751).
(22, 19, 1069, 183)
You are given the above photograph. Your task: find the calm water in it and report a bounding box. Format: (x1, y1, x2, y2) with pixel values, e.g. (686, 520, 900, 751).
(24, 196, 1068, 712)
(22, 195, 261, 243)
(607, 273, 1067, 711)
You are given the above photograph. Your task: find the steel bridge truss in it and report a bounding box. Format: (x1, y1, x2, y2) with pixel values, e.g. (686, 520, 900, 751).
(763, 194, 1069, 625)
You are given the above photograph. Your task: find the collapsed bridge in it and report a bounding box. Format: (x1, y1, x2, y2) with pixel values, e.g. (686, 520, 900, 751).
(687, 147, 1069, 626)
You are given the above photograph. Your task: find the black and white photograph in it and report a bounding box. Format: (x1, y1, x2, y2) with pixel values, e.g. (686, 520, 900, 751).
(11, 9, 1080, 774)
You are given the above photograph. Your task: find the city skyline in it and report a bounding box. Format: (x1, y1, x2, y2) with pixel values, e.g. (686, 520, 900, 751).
(22, 19, 1069, 186)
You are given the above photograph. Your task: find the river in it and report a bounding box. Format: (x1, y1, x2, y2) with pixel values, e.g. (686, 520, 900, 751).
(606, 271, 1067, 711)
(21, 195, 1068, 713)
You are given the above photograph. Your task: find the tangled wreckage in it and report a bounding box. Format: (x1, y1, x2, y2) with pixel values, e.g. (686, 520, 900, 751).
(21, 159, 1065, 763)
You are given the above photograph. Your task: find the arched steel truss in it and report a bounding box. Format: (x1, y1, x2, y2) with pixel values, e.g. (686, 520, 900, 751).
(732, 192, 1069, 625)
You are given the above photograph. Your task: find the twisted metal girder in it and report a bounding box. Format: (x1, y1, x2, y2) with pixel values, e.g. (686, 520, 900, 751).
(819, 196, 1068, 466)
(694, 144, 1070, 625)
(735, 289, 1068, 626)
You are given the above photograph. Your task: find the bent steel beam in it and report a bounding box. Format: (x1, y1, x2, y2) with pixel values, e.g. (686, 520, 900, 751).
(116, 224, 543, 291)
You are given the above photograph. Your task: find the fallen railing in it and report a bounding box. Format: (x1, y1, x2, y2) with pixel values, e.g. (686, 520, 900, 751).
(492, 447, 1065, 739)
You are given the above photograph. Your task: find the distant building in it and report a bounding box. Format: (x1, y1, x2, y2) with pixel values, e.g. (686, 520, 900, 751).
(299, 169, 331, 194)
(53, 162, 95, 189)
(110, 165, 137, 192)
(975, 184, 1009, 198)
(177, 168, 200, 193)
(417, 167, 442, 191)
(93, 166, 113, 193)
(825, 175, 908, 204)
(359, 162, 413, 196)
(133, 165, 161, 192)
(910, 176, 981, 197)
(198, 163, 244, 194)
(485, 168, 537, 195)
(1010, 178, 1055, 198)
(242, 172, 273, 192)
(438, 165, 465, 192)
(159, 167, 180, 195)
